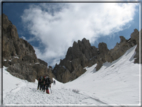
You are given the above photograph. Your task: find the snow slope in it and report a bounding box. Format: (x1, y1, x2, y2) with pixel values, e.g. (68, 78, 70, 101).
(65, 45, 140, 105)
(3, 46, 141, 106)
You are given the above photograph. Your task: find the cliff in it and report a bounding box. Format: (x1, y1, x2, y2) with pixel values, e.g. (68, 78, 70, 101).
(2, 14, 54, 82)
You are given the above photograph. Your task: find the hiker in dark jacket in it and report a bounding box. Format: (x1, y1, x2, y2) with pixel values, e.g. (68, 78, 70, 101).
(45, 76, 51, 94)
(37, 76, 42, 90)
(42, 76, 46, 92)
(40, 76, 45, 92)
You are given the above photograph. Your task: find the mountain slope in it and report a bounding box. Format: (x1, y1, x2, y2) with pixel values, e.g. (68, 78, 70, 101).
(3, 45, 140, 106)
(64, 45, 140, 105)
(2, 14, 54, 82)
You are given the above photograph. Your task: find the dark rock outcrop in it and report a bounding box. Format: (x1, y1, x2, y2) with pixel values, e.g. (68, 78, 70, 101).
(95, 42, 110, 70)
(109, 36, 133, 61)
(109, 29, 140, 64)
(2, 14, 54, 82)
(53, 38, 99, 83)
(131, 29, 142, 63)
(120, 36, 126, 43)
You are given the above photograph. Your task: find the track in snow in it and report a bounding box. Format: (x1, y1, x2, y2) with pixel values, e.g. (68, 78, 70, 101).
(4, 82, 108, 106)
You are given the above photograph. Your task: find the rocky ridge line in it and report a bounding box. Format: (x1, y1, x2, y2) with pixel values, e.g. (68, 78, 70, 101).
(53, 29, 141, 83)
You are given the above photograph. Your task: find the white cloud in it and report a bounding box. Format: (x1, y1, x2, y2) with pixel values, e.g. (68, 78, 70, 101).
(21, 3, 138, 66)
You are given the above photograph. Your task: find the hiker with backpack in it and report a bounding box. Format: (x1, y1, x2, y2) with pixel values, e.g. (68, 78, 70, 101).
(42, 76, 46, 92)
(37, 76, 42, 90)
(40, 76, 46, 92)
(45, 76, 51, 94)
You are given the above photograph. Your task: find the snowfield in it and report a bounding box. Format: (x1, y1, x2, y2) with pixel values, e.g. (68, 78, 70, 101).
(3, 46, 141, 106)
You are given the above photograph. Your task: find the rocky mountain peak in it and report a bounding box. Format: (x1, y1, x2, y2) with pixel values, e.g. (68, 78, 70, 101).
(2, 14, 54, 82)
(98, 42, 109, 54)
(3, 14, 19, 41)
(73, 41, 78, 47)
(131, 29, 139, 39)
(119, 36, 126, 43)
(130, 29, 139, 44)
(82, 38, 91, 47)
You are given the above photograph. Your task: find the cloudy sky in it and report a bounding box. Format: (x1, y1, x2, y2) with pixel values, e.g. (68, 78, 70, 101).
(2, 1, 141, 67)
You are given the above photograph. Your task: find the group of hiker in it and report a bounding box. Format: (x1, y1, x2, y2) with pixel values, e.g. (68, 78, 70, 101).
(37, 76, 56, 94)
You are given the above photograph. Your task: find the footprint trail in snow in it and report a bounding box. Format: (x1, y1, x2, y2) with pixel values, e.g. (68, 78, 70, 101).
(4, 82, 106, 105)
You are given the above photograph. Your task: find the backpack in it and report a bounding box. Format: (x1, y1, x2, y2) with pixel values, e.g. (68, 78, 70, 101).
(45, 77, 51, 85)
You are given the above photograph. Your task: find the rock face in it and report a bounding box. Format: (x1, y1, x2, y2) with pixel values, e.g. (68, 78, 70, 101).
(2, 14, 54, 82)
(53, 38, 103, 83)
(0, 16, 2, 68)
(109, 36, 135, 60)
(95, 29, 140, 70)
(53, 29, 141, 83)
(131, 29, 142, 63)
(53, 38, 96, 83)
